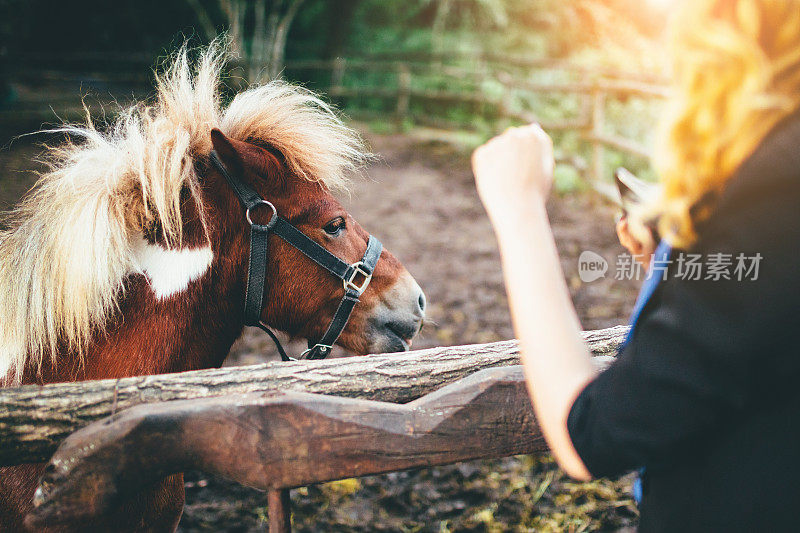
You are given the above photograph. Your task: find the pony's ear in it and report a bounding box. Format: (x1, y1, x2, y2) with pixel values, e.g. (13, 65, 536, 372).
(250, 143, 287, 185)
(211, 128, 286, 190)
(210, 128, 244, 175)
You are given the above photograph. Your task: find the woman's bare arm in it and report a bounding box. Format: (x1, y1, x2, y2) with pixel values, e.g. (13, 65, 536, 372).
(472, 125, 595, 480)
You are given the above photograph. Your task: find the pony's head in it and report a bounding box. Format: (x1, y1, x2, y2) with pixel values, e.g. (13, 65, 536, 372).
(0, 44, 424, 385)
(203, 128, 425, 355)
(202, 129, 425, 353)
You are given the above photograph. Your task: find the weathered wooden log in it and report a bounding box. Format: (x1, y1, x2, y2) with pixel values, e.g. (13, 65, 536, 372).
(0, 326, 628, 466)
(29, 366, 552, 526)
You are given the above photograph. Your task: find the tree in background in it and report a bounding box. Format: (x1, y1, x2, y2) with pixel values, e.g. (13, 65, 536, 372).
(186, 0, 307, 81)
(336, 0, 665, 74)
(0, 0, 668, 85)
(422, 0, 510, 54)
(530, 0, 667, 70)
(322, 0, 362, 60)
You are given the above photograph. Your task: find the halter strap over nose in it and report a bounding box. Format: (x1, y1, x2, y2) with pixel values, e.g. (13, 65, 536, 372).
(209, 150, 382, 361)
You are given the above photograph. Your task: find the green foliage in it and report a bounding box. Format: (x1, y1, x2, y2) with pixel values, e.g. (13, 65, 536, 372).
(365, 120, 399, 135)
(293, 53, 664, 189)
(554, 164, 586, 195)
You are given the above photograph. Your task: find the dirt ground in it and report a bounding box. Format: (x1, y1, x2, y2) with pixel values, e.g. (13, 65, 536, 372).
(0, 126, 641, 531)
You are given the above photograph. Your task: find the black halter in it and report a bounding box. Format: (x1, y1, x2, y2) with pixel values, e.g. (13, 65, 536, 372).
(209, 151, 382, 361)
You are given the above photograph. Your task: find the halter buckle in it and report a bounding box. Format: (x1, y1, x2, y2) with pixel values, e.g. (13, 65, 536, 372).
(300, 344, 332, 359)
(344, 262, 372, 296)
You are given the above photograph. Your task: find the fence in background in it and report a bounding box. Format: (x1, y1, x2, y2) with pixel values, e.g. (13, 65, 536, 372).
(3, 52, 668, 187)
(286, 57, 667, 185)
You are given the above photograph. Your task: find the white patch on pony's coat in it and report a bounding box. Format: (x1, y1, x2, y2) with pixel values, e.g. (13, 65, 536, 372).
(131, 238, 213, 300)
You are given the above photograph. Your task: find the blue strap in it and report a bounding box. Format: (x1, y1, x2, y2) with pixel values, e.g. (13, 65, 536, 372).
(625, 240, 672, 343)
(633, 470, 645, 503)
(625, 241, 672, 504)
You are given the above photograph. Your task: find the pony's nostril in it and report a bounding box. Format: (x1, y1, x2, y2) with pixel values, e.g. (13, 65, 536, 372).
(417, 291, 427, 314)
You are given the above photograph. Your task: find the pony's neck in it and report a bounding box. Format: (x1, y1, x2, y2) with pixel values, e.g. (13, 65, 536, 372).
(24, 243, 247, 385)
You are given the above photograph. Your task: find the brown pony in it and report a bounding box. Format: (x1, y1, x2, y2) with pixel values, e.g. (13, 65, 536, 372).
(0, 45, 425, 531)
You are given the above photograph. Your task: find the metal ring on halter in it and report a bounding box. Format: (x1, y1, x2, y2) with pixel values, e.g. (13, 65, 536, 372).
(245, 200, 278, 227)
(299, 344, 332, 359)
(343, 261, 373, 296)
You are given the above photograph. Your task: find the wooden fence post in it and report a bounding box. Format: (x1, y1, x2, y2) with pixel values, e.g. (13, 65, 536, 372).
(496, 72, 514, 130)
(268, 488, 292, 533)
(590, 83, 606, 185)
(330, 57, 346, 97)
(396, 62, 411, 130)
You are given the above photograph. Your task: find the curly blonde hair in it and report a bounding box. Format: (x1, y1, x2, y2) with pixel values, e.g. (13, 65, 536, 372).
(654, 0, 800, 247)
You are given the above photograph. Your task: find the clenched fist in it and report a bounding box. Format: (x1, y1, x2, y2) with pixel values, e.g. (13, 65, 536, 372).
(472, 124, 555, 222)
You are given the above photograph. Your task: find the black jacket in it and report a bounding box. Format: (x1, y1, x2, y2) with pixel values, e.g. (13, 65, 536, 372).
(567, 112, 800, 532)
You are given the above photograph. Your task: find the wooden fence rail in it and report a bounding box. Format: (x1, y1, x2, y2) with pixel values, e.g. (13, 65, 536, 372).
(28, 367, 555, 530)
(16, 326, 628, 532)
(0, 326, 628, 467)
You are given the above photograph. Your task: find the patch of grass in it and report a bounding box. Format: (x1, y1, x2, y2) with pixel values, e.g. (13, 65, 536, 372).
(323, 478, 362, 497)
(366, 120, 399, 135)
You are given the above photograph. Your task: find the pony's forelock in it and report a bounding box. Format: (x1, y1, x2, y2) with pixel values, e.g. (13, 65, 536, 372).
(0, 42, 368, 384)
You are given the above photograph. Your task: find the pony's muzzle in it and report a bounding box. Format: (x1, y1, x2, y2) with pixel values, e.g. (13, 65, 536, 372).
(367, 274, 425, 353)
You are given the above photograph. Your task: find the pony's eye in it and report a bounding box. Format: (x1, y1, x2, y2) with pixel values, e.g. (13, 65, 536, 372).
(323, 217, 346, 236)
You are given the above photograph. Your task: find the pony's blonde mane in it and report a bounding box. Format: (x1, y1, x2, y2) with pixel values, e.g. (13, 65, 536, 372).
(0, 43, 367, 385)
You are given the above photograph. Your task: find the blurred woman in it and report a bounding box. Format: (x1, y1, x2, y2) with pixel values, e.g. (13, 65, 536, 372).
(472, 1, 800, 531)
